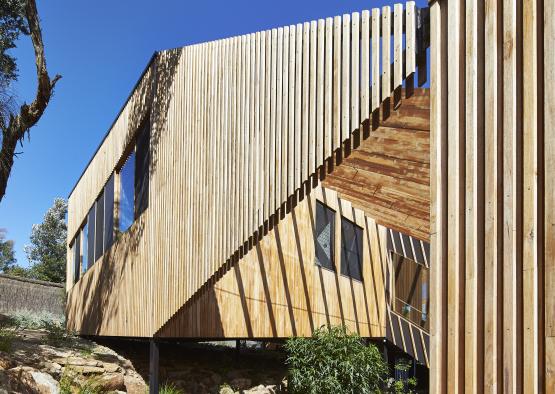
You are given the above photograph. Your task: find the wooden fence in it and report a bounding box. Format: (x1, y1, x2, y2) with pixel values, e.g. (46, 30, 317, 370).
(429, 0, 554, 392)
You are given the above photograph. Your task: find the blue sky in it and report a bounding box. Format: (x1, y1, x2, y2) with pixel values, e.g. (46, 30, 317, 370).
(0, 0, 427, 266)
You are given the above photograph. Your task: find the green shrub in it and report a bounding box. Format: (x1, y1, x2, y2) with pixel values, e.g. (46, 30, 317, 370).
(9, 309, 64, 330)
(42, 318, 69, 345)
(158, 383, 183, 394)
(60, 368, 103, 394)
(386, 359, 418, 394)
(285, 325, 388, 394)
(0, 328, 15, 352)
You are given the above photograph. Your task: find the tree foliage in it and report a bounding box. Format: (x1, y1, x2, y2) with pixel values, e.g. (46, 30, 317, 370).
(0, 228, 17, 272)
(0, 0, 27, 88)
(24, 197, 67, 283)
(0, 0, 61, 202)
(285, 326, 388, 394)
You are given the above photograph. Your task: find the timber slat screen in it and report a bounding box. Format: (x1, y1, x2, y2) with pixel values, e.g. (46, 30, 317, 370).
(430, 0, 554, 392)
(66, 2, 427, 338)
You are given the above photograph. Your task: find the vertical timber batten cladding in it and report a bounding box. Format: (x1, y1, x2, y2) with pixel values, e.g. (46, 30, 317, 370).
(155, 186, 388, 339)
(66, 1, 429, 339)
(430, 0, 554, 392)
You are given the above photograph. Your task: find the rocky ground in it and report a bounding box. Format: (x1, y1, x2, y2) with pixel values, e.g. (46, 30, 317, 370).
(0, 329, 146, 393)
(97, 339, 287, 394)
(0, 328, 287, 393)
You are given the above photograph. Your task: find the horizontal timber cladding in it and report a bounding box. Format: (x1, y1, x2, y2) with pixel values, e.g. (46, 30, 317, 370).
(323, 88, 430, 241)
(66, 2, 429, 338)
(156, 186, 386, 339)
(430, 0, 554, 393)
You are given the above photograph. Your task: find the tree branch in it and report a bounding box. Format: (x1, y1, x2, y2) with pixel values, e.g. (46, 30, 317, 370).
(0, 0, 61, 201)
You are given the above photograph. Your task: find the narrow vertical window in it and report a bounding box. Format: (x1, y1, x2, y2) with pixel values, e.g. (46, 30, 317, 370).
(72, 234, 80, 283)
(314, 201, 335, 270)
(392, 253, 429, 330)
(87, 207, 95, 266)
(82, 223, 88, 273)
(119, 152, 135, 232)
(104, 174, 115, 250)
(135, 122, 150, 218)
(340, 217, 363, 281)
(95, 190, 105, 261)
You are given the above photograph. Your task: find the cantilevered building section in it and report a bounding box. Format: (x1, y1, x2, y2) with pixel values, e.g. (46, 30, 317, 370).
(65, 0, 555, 392)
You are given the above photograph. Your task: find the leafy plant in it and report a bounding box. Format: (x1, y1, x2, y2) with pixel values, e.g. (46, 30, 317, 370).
(60, 368, 103, 394)
(42, 318, 69, 346)
(8, 309, 64, 330)
(0, 327, 15, 352)
(159, 383, 184, 394)
(285, 325, 388, 394)
(385, 358, 418, 393)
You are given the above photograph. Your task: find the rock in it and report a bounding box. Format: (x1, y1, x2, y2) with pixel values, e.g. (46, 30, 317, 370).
(94, 372, 125, 391)
(69, 365, 104, 374)
(243, 384, 278, 394)
(230, 377, 252, 390)
(54, 356, 101, 367)
(0, 351, 15, 370)
(124, 374, 148, 394)
(42, 362, 63, 379)
(219, 385, 236, 394)
(1, 367, 58, 394)
(30, 371, 60, 394)
(102, 362, 122, 373)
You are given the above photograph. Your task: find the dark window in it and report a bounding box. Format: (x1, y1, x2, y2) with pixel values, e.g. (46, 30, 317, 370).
(104, 174, 115, 250)
(87, 207, 95, 267)
(392, 253, 429, 330)
(72, 234, 80, 283)
(95, 191, 105, 261)
(314, 201, 335, 270)
(135, 122, 150, 218)
(340, 217, 363, 281)
(82, 223, 88, 273)
(119, 152, 135, 232)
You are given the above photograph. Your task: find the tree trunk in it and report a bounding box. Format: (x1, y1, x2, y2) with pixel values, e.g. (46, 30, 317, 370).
(0, 0, 61, 202)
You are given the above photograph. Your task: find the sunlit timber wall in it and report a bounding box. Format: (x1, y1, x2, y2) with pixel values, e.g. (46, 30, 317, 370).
(66, 2, 428, 338)
(429, 0, 554, 392)
(155, 186, 387, 339)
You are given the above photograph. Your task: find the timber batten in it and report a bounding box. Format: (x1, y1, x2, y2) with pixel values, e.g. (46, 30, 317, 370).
(430, 0, 554, 391)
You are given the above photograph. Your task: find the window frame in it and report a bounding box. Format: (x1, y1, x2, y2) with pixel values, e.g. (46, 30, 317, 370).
(115, 117, 150, 234)
(69, 115, 149, 284)
(390, 251, 429, 330)
(314, 200, 336, 272)
(339, 215, 364, 282)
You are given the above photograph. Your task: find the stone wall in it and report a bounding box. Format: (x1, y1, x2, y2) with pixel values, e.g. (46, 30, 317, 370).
(0, 274, 65, 318)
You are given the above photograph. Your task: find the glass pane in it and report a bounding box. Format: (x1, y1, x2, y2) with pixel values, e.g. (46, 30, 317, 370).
(73, 234, 80, 283)
(135, 123, 150, 218)
(340, 217, 363, 281)
(104, 174, 115, 250)
(82, 223, 88, 273)
(392, 252, 429, 330)
(314, 201, 335, 270)
(119, 151, 135, 232)
(95, 190, 104, 261)
(87, 207, 95, 267)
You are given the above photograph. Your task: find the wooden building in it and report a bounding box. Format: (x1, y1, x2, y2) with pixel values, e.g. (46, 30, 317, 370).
(66, 0, 554, 392)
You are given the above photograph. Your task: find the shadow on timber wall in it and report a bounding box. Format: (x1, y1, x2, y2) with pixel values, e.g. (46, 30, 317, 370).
(67, 49, 183, 336)
(155, 188, 388, 340)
